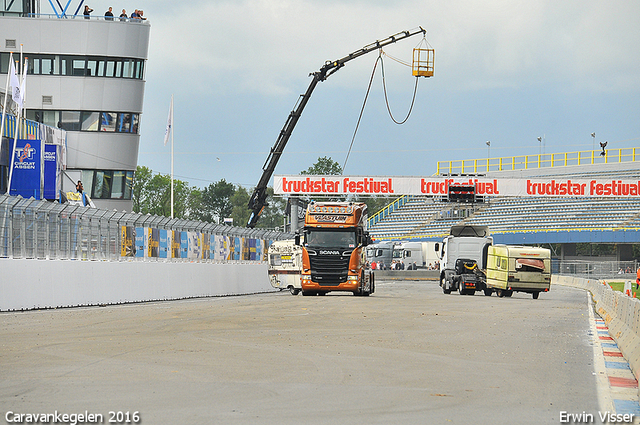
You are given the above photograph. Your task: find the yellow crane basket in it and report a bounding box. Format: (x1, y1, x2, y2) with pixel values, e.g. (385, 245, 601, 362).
(412, 40, 434, 77)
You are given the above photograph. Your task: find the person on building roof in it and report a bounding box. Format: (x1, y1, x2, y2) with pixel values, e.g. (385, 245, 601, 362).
(83, 5, 93, 19)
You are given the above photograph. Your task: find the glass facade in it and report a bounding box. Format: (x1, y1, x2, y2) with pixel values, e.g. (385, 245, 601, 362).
(0, 52, 145, 80)
(82, 169, 134, 200)
(26, 110, 140, 134)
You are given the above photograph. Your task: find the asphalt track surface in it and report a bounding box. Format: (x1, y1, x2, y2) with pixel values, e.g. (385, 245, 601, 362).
(0, 281, 601, 424)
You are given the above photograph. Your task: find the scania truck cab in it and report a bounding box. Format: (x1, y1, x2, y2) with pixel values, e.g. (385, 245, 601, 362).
(297, 201, 374, 296)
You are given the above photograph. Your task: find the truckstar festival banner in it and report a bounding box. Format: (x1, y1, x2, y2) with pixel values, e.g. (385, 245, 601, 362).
(273, 175, 640, 198)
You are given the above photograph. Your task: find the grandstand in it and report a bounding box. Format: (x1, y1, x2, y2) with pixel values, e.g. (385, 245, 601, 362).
(368, 148, 640, 258)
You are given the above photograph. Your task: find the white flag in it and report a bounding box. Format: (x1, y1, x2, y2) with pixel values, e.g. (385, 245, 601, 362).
(20, 58, 27, 107)
(9, 59, 22, 109)
(163, 96, 173, 145)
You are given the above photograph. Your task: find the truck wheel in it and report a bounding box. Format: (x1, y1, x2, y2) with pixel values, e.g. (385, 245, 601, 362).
(458, 285, 466, 295)
(496, 289, 504, 298)
(302, 291, 315, 296)
(532, 292, 539, 299)
(483, 289, 492, 296)
(443, 286, 451, 294)
(505, 290, 513, 297)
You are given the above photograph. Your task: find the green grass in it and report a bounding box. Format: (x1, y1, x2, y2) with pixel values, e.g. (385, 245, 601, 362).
(604, 281, 640, 298)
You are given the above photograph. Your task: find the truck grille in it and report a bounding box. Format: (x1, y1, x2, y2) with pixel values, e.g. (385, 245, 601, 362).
(309, 253, 350, 285)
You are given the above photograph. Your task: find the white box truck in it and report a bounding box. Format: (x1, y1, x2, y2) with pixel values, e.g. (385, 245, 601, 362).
(393, 241, 440, 270)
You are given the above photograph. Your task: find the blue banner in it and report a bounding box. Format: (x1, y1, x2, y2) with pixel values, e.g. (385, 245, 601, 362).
(135, 227, 145, 258)
(43, 144, 57, 200)
(159, 229, 168, 259)
(180, 232, 188, 259)
(10, 139, 41, 199)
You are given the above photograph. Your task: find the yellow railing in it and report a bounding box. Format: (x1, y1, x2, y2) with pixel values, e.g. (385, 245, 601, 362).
(436, 148, 639, 175)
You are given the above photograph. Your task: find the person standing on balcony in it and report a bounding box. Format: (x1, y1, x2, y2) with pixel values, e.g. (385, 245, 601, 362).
(83, 5, 93, 19)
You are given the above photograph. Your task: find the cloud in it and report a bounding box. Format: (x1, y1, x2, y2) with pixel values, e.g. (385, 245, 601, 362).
(142, 0, 639, 98)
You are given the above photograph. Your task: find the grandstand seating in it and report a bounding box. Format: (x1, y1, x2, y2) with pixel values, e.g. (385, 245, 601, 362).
(369, 150, 640, 241)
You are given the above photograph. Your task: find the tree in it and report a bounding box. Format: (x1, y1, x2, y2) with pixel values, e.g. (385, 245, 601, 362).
(132, 165, 194, 219)
(132, 165, 153, 213)
(230, 186, 250, 227)
(257, 187, 287, 230)
(300, 156, 342, 175)
(194, 179, 236, 223)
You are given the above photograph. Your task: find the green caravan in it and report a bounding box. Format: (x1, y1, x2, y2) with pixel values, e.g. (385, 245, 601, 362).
(485, 245, 551, 299)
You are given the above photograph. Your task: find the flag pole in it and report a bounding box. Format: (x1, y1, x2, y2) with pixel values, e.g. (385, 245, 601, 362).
(0, 52, 12, 167)
(170, 95, 174, 218)
(7, 56, 24, 196)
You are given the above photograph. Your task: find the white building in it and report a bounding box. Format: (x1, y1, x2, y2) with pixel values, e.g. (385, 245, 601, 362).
(0, 0, 150, 210)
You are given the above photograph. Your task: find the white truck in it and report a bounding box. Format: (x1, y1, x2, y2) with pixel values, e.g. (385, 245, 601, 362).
(394, 241, 440, 270)
(267, 239, 303, 295)
(366, 240, 396, 270)
(436, 225, 493, 295)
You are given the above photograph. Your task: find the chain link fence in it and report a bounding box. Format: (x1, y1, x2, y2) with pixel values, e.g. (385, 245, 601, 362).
(553, 259, 638, 280)
(0, 194, 291, 262)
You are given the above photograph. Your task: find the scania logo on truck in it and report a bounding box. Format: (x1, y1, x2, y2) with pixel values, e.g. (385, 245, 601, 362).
(319, 250, 340, 255)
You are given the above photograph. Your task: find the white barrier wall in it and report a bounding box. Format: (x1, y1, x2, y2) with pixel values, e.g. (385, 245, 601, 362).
(0, 259, 274, 311)
(553, 275, 640, 400)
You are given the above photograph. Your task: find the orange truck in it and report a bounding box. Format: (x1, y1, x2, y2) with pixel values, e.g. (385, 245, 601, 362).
(296, 201, 374, 296)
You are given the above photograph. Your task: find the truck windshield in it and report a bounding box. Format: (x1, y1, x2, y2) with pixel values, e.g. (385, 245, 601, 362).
(305, 230, 356, 249)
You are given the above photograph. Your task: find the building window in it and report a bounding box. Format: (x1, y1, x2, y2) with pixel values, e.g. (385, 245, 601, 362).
(59, 111, 81, 131)
(81, 111, 100, 131)
(27, 110, 140, 134)
(81, 169, 134, 200)
(2, 53, 145, 80)
(117, 113, 132, 133)
(101, 112, 117, 132)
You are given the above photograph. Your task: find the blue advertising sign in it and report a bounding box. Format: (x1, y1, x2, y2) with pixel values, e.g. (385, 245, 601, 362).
(135, 227, 145, 258)
(159, 229, 168, 259)
(234, 237, 241, 260)
(43, 144, 58, 200)
(9, 139, 41, 199)
(180, 232, 188, 259)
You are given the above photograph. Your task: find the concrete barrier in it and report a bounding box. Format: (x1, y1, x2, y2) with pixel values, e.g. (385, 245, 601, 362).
(554, 275, 640, 399)
(0, 258, 274, 311)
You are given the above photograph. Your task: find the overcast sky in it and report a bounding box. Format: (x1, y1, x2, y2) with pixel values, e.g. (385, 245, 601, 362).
(91, 0, 639, 188)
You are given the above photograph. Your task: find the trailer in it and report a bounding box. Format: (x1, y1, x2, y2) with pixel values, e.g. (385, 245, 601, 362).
(267, 239, 303, 295)
(485, 245, 551, 299)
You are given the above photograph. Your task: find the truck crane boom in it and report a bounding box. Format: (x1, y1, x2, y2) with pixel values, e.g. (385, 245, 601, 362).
(247, 26, 427, 228)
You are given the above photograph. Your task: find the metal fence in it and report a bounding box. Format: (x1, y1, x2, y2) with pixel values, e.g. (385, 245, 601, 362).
(553, 259, 638, 280)
(0, 194, 291, 261)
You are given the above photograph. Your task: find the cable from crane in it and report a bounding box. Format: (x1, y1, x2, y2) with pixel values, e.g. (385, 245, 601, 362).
(342, 47, 422, 172)
(380, 53, 420, 125)
(341, 52, 382, 174)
